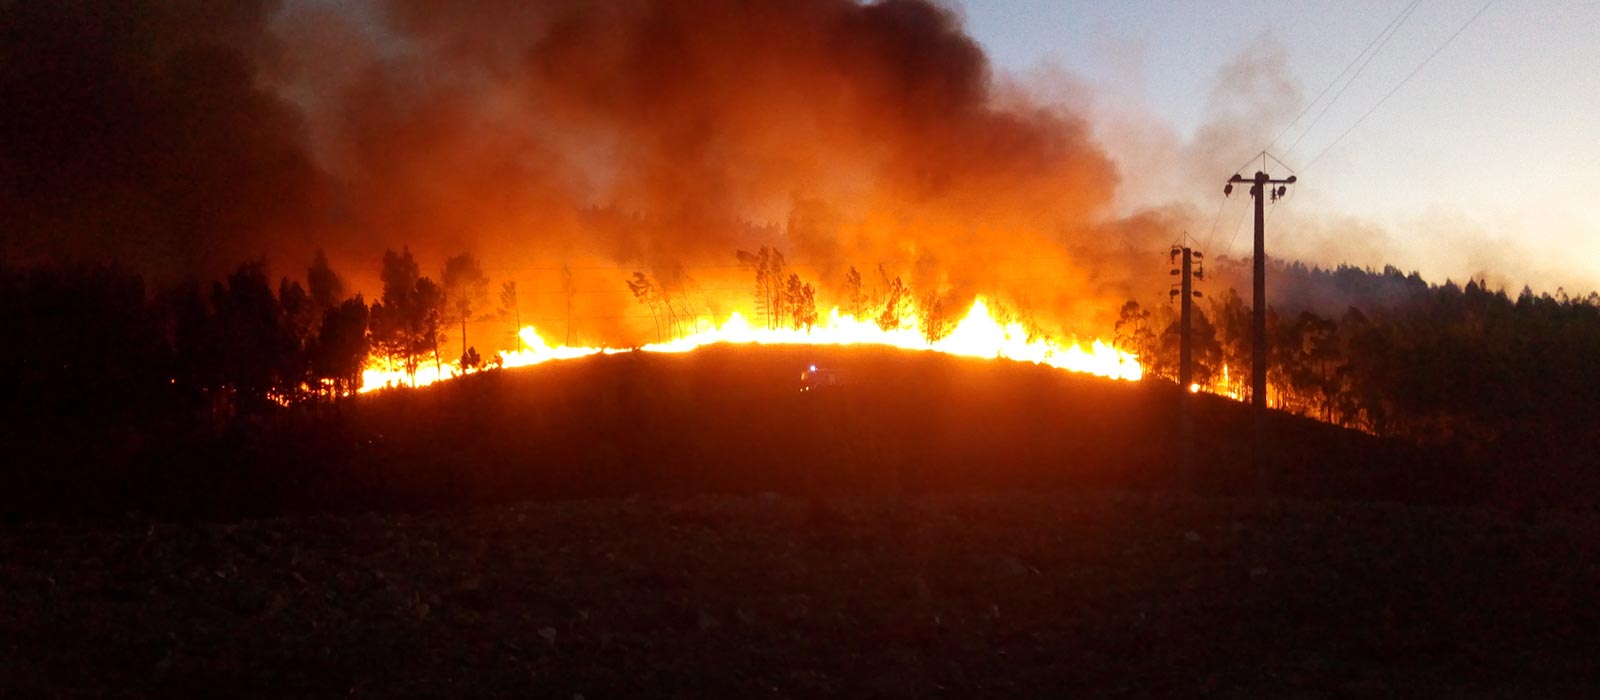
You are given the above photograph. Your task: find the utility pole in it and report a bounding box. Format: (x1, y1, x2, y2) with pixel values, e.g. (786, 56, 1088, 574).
(1171, 244, 1204, 490)
(1226, 169, 1296, 483)
(1177, 247, 1194, 391)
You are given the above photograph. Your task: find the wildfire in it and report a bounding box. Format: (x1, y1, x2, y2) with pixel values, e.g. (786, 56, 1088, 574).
(360, 296, 1141, 391)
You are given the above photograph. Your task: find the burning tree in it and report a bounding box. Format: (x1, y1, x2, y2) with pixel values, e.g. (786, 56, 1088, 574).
(1152, 306, 1222, 387)
(736, 247, 787, 330)
(919, 292, 952, 344)
(370, 248, 444, 384)
(626, 271, 664, 342)
(844, 266, 866, 318)
(442, 252, 490, 372)
(498, 280, 520, 348)
(875, 265, 910, 332)
(655, 262, 705, 336)
(784, 273, 818, 332)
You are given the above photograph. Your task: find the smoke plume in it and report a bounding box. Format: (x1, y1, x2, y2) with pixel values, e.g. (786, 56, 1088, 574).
(3, 0, 1162, 343)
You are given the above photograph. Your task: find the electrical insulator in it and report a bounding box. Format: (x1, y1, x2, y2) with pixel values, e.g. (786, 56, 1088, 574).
(1224, 183, 1234, 197)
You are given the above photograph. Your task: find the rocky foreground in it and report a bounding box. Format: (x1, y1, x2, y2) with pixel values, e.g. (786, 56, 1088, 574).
(2, 492, 1597, 698)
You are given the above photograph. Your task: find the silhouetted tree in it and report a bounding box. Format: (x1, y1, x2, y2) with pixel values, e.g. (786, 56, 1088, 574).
(170, 278, 224, 409)
(461, 346, 483, 372)
(876, 265, 910, 332)
(307, 248, 343, 312)
(737, 247, 787, 330)
(626, 272, 663, 342)
(1, 264, 170, 419)
(1210, 288, 1252, 397)
(278, 278, 316, 402)
(312, 295, 369, 398)
(919, 291, 952, 343)
(1114, 300, 1156, 361)
(416, 277, 445, 373)
(370, 248, 444, 384)
(210, 262, 295, 411)
(844, 266, 866, 318)
(498, 280, 520, 347)
(784, 273, 818, 332)
(656, 262, 702, 336)
(442, 252, 490, 367)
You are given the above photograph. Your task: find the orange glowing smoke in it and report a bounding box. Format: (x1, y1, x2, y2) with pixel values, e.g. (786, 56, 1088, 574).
(360, 297, 1141, 392)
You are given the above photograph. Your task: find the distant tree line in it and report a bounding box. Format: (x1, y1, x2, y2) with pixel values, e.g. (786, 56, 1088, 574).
(0, 247, 513, 429)
(7, 248, 1600, 518)
(1119, 261, 1600, 452)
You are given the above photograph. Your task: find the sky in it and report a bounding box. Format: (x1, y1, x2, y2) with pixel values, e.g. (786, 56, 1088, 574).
(958, 0, 1600, 292)
(6, 0, 1596, 306)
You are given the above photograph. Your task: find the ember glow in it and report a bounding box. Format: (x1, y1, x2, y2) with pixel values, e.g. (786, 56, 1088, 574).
(360, 297, 1141, 392)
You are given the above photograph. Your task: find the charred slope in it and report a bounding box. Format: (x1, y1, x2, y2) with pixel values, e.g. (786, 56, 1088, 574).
(0, 344, 1491, 521)
(321, 345, 1479, 513)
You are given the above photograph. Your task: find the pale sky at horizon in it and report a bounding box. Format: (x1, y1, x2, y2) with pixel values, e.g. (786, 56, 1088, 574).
(958, 0, 1600, 292)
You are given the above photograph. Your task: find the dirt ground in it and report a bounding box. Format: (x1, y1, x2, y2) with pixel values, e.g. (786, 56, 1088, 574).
(2, 491, 1597, 698)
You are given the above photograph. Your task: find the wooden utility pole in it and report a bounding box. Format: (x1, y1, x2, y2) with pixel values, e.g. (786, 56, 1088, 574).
(1177, 247, 1194, 391)
(1226, 169, 1296, 482)
(1171, 245, 1201, 490)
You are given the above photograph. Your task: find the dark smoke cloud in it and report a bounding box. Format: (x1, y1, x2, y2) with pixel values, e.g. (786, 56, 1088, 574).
(0, 0, 330, 279)
(3, 0, 1145, 342)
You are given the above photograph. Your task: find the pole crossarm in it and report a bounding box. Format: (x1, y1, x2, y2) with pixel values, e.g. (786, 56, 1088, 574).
(1228, 174, 1297, 184)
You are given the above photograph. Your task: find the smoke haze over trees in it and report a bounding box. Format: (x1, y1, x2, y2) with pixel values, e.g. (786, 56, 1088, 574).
(1, 0, 1153, 344)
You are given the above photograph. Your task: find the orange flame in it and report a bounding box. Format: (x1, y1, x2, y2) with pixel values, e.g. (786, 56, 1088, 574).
(361, 296, 1141, 392)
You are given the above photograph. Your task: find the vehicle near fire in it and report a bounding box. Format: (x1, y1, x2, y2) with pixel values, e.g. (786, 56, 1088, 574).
(801, 364, 850, 392)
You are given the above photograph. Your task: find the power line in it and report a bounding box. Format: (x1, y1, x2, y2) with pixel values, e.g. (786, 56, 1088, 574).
(1266, 0, 1426, 156)
(1303, 0, 1500, 173)
(1232, 151, 1268, 178)
(1281, 0, 1426, 162)
(1201, 194, 1231, 253)
(1222, 195, 1254, 256)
